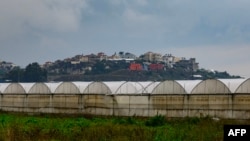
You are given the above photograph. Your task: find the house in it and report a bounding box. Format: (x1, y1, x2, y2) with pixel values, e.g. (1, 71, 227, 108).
(118, 52, 137, 60)
(129, 63, 143, 71)
(149, 64, 164, 71)
(142, 52, 162, 62)
(97, 52, 108, 60)
(174, 58, 199, 71)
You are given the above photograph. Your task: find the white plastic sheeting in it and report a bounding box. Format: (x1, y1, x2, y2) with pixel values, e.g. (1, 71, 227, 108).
(235, 78, 250, 93)
(176, 80, 202, 94)
(44, 82, 62, 93)
(218, 79, 247, 93)
(191, 79, 231, 94)
(54, 82, 80, 94)
(151, 80, 186, 94)
(1, 79, 250, 94)
(83, 82, 112, 94)
(1, 83, 26, 94)
(28, 83, 51, 94)
(138, 81, 154, 94)
(142, 82, 160, 94)
(0, 83, 11, 93)
(103, 81, 126, 94)
(115, 81, 144, 94)
(19, 83, 35, 93)
(72, 82, 92, 93)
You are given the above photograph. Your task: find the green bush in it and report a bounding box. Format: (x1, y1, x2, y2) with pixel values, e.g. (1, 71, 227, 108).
(145, 115, 166, 127)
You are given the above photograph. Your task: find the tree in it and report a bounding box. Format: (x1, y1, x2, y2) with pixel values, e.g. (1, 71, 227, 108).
(5, 67, 24, 82)
(23, 62, 47, 82)
(91, 60, 106, 74)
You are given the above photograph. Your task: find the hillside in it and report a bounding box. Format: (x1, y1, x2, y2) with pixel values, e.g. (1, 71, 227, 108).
(48, 68, 241, 82)
(1, 52, 241, 82)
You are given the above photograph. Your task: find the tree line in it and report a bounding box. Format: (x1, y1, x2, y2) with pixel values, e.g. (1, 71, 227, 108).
(4, 62, 47, 82)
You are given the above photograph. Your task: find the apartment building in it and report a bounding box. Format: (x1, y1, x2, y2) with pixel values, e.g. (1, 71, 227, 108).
(142, 52, 162, 62)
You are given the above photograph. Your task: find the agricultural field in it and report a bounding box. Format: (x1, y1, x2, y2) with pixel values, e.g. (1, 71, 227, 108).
(0, 112, 249, 141)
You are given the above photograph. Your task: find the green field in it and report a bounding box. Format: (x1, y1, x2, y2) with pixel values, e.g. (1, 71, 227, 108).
(0, 112, 249, 141)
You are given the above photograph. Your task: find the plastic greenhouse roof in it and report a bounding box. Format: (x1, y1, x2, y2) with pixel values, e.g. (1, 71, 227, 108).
(176, 80, 202, 94)
(72, 81, 92, 93)
(0, 83, 11, 93)
(191, 79, 231, 94)
(44, 82, 62, 93)
(1, 79, 250, 94)
(141, 82, 161, 94)
(28, 83, 51, 94)
(235, 78, 250, 93)
(151, 80, 186, 94)
(83, 82, 112, 94)
(115, 81, 145, 94)
(2, 83, 26, 94)
(218, 79, 247, 93)
(19, 83, 35, 93)
(103, 81, 126, 94)
(54, 82, 81, 94)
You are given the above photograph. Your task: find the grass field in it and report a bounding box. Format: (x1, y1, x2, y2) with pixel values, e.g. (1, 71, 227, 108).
(0, 112, 249, 141)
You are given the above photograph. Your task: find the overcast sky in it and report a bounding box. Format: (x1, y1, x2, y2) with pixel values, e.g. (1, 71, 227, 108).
(1, 0, 250, 78)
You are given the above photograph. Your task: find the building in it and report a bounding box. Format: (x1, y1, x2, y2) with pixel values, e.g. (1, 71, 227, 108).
(118, 52, 137, 60)
(174, 58, 199, 72)
(87, 54, 100, 62)
(142, 52, 162, 62)
(162, 54, 175, 68)
(108, 52, 136, 62)
(129, 63, 143, 71)
(108, 52, 120, 60)
(149, 64, 164, 71)
(97, 52, 108, 60)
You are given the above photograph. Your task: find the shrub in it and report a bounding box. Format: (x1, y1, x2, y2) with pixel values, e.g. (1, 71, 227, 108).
(145, 115, 166, 127)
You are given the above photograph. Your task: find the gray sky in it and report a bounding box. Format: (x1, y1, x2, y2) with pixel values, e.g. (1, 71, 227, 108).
(1, 0, 250, 78)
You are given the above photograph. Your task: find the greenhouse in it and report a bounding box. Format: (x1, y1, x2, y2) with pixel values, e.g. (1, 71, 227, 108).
(0, 83, 26, 94)
(235, 78, 250, 93)
(103, 81, 126, 94)
(115, 81, 145, 94)
(1, 79, 250, 119)
(151, 80, 186, 94)
(142, 82, 161, 94)
(218, 79, 247, 93)
(19, 83, 36, 93)
(191, 79, 231, 94)
(28, 83, 51, 94)
(54, 82, 80, 94)
(0, 83, 10, 93)
(83, 82, 112, 94)
(0, 79, 250, 94)
(176, 80, 202, 94)
(44, 82, 62, 93)
(72, 82, 92, 93)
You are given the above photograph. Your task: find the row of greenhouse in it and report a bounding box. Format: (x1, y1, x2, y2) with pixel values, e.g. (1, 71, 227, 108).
(0, 78, 250, 94)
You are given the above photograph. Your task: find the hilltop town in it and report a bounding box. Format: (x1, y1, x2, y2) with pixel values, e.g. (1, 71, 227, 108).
(0, 51, 241, 82)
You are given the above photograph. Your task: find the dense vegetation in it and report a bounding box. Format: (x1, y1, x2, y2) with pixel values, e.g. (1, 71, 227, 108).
(0, 112, 249, 141)
(46, 60, 241, 81)
(50, 69, 240, 82)
(3, 62, 47, 82)
(1, 60, 241, 82)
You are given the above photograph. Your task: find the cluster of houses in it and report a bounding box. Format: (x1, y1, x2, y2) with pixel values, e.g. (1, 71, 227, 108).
(43, 51, 199, 74)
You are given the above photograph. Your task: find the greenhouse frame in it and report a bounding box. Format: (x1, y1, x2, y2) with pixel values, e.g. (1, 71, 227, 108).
(0, 78, 250, 119)
(1, 79, 249, 94)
